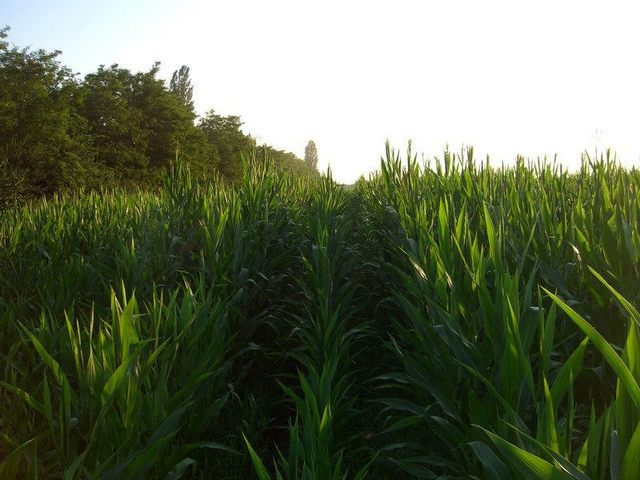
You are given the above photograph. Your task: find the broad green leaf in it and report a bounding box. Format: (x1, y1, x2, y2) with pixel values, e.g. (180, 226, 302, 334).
(469, 441, 513, 480)
(479, 427, 574, 480)
(550, 337, 589, 407)
(589, 267, 640, 328)
(100, 355, 135, 406)
(543, 288, 640, 407)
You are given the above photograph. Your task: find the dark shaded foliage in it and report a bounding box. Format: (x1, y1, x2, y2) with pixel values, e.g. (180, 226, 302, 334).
(0, 28, 315, 207)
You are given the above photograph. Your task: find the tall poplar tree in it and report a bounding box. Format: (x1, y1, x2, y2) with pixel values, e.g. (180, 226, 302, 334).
(169, 65, 194, 109)
(304, 140, 318, 170)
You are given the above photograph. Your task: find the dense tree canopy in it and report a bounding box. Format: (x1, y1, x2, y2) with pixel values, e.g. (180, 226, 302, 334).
(198, 110, 253, 181)
(0, 27, 91, 202)
(0, 27, 316, 206)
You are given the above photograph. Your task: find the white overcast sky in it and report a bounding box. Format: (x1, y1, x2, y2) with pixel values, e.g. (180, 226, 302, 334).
(4, 0, 640, 182)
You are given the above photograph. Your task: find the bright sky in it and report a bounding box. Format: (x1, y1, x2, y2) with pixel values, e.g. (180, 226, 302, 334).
(4, 0, 640, 182)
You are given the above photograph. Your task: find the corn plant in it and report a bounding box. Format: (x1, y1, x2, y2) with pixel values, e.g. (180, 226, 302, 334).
(2, 146, 639, 478)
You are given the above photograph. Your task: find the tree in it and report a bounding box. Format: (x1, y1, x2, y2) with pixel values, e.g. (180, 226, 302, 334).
(0, 26, 91, 203)
(304, 140, 318, 170)
(0, 28, 313, 203)
(81, 64, 149, 172)
(198, 110, 252, 180)
(169, 65, 194, 109)
(80, 62, 212, 186)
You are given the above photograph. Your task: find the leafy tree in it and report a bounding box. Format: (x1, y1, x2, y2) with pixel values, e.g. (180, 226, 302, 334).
(0, 26, 91, 204)
(0, 28, 311, 204)
(80, 64, 149, 172)
(80, 62, 213, 186)
(304, 140, 318, 170)
(198, 110, 253, 180)
(132, 63, 201, 167)
(169, 65, 194, 109)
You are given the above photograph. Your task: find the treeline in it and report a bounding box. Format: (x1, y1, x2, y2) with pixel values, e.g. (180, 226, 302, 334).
(0, 27, 317, 205)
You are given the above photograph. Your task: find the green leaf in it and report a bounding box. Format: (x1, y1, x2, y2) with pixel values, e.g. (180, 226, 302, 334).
(0, 381, 44, 413)
(478, 427, 574, 480)
(100, 355, 135, 406)
(24, 329, 72, 400)
(164, 458, 196, 480)
(469, 441, 513, 480)
(621, 422, 640, 480)
(504, 422, 592, 480)
(589, 267, 640, 328)
(0, 437, 37, 480)
(148, 402, 191, 445)
(550, 337, 589, 407)
(243, 434, 271, 480)
(541, 377, 560, 454)
(543, 288, 640, 407)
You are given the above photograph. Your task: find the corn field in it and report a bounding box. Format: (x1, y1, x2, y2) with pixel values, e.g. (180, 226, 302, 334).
(1, 147, 639, 479)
